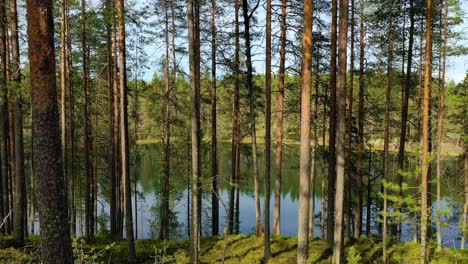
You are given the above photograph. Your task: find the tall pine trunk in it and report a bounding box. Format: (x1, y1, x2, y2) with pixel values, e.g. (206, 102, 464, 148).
(273, 0, 286, 237)
(436, 0, 448, 249)
(327, 0, 338, 247)
(397, 0, 415, 240)
(0, 0, 7, 236)
(81, 0, 94, 238)
(264, 0, 272, 258)
(332, 0, 348, 262)
(27, 0, 74, 259)
(116, 0, 136, 260)
(228, 0, 240, 235)
(383, 1, 394, 262)
(297, 0, 313, 262)
(421, 0, 432, 261)
(346, 0, 355, 239)
(160, 0, 171, 241)
(187, 0, 201, 260)
(354, 0, 365, 239)
(10, 0, 25, 244)
(240, 0, 261, 239)
(210, 0, 219, 237)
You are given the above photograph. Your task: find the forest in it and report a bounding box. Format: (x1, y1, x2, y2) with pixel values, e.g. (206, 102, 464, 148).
(0, 0, 466, 263)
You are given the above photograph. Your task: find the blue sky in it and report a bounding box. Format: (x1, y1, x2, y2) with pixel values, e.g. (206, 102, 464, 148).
(140, 1, 468, 83)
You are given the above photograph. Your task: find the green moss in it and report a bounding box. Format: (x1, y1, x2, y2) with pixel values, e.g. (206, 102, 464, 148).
(0, 234, 466, 263)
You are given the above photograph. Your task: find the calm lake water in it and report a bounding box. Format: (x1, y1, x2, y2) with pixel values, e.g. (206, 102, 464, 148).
(34, 143, 466, 248)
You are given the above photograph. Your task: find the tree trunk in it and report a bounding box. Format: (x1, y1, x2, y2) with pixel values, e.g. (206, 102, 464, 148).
(106, 0, 116, 237)
(210, 0, 219, 237)
(187, 0, 201, 261)
(297, 0, 313, 262)
(264, 0, 272, 258)
(332, 0, 348, 262)
(241, 0, 261, 240)
(421, 0, 432, 261)
(65, 0, 75, 237)
(320, 84, 328, 239)
(228, 0, 240, 235)
(160, 0, 171, 241)
(10, 0, 25, 244)
(0, 0, 7, 236)
(273, 0, 286, 237)
(436, 0, 448, 249)
(112, 20, 122, 238)
(81, 0, 94, 239)
(354, 0, 365, 240)
(397, 0, 415, 240)
(60, 0, 68, 229)
(346, 0, 355, 239)
(327, 0, 338, 248)
(27, 0, 74, 259)
(383, 1, 394, 262)
(462, 147, 467, 249)
(116, 0, 136, 259)
(309, 61, 319, 238)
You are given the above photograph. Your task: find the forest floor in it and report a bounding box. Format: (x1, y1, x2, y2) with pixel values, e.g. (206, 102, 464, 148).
(0, 233, 467, 263)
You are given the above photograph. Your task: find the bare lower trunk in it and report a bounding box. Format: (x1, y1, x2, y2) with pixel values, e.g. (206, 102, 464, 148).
(436, 0, 448, 249)
(354, 0, 365, 239)
(397, 0, 415, 240)
(10, 0, 25, 244)
(187, 0, 201, 261)
(383, 1, 394, 262)
(264, 0, 272, 259)
(327, 0, 338, 248)
(210, 0, 219, 237)
(421, 0, 432, 262)
(0, 0, 7, 236)
(297, 0, 313, 262)
(332, 0, 348, 262)
(345, 0, 355, 239)
(116, 0, 136, 260)
(309, 66, 318, 238)
(273, 0, 286, 237)
(27, 0, 74, 259)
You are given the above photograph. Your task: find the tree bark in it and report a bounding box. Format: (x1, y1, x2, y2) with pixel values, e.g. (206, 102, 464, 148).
(462, 147, 467, 249)
(65, 0, 75, 237)
(228, 0, 240, 235)
(273, 0, 286, 237)
(116, 0, 136, 260)
(354, 0, 365, 240)
(421, 0, 432, 261)
(264, 0, 272, 258)
(240, 0, 261, 240)
(106, 0, 116, 237)
(332, 0, 348, 262)
(320, 84, 328, 239)
(0, 0, 7, 236)
(10, 0, 25, 244)
(60, 0, 67, 229)
(187, 0, 201, 261)
(297, 0, 313, 262)
(27, 0, 74, 259)
(210, 0, 219, 237)
(436, 0, 448, 249)
(397, 0, 415, 240)
(160, 0, 171, 241)
(345, 0, 355, 239)
(81, 0, 94, 239)
(383, 1, 394, 262)
(327, 0, 338, 248)
(309, 60, 319, 238)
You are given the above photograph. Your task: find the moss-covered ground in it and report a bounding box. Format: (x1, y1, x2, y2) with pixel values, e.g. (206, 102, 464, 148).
(0, 234, 466, 263)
